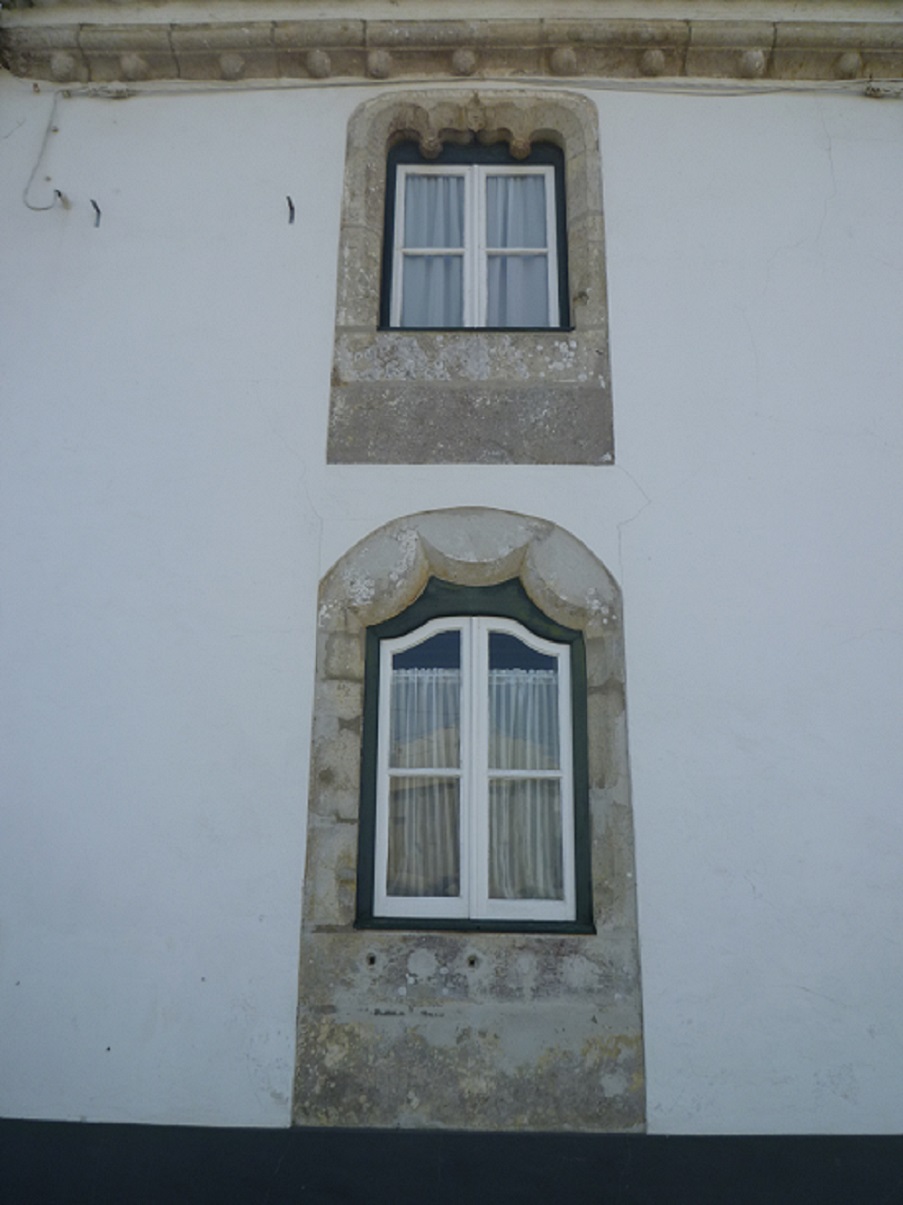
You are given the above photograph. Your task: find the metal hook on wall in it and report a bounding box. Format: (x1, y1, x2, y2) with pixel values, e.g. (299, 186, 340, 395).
(286, 195, 295, 225)
(90, 199, 101, 227)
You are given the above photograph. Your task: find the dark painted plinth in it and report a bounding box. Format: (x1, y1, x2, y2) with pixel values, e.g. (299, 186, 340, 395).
(1, 1120, 901, 1205)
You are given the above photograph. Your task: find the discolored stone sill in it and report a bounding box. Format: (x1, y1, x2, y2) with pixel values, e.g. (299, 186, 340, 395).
(327, 380, 613, 465)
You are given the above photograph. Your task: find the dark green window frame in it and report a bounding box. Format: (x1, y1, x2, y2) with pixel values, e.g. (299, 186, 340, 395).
(379, 139, 571, 333)
(356, 577, 594, 933)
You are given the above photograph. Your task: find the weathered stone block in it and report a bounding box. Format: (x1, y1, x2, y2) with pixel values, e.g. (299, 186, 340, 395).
(303, 822, 359, 928)
(296, 511, 643, 1131)
(323, 632, 365, 682)
(328, 381, 612, 465)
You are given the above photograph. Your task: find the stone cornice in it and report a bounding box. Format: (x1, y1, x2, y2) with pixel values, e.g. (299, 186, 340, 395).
(2, 5, 902, 84)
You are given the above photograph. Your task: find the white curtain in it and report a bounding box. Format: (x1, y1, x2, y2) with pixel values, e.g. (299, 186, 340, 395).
(488, 667, 559, 770)
(389, 667, 461, 769)
(387, 668, 461, 896)
(387, 777, 460, 898)
(488, 667, 562, 900)
(386, 667, 562, 900)
(402, 175, 464, 327)
(489, 779, 562, 901)
(401, 172, 550, 327)
(486, 175, 549, 328)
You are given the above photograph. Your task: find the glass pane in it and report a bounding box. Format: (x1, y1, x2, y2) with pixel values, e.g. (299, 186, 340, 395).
(390, 631, 460, 768)
(404, 175, 464, 248)
(401, 256, 463, 328)
(387, 776, 460, 897)
(489, 779, 563, 900)
(486, 255, 549, 327)
(488, 632, 559, 770)
(486, 175, 547, 248)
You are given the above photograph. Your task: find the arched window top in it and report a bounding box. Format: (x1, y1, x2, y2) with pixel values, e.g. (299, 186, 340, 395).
(346, 90, 600, 173)
(317, 508, 620, 639)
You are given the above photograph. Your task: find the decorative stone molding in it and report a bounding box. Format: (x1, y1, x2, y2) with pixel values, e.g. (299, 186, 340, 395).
(2, 8, 902, 84)
(295, 508, 643, 1131)
(327, 89, 613, 465)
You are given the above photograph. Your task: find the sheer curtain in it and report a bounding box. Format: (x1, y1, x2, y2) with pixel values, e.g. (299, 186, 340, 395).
(401, 175, 464, 327)
(387, 667, 461, 897)
(485, 175, 549, 328)
(400, 171, 551, 327)
(488, 667, 562, 900)
(386, 665, 562, 901)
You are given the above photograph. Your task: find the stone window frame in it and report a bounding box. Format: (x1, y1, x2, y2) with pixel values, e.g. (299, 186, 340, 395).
(327, 89, 613, 465)
(295, 508, 643, 1132)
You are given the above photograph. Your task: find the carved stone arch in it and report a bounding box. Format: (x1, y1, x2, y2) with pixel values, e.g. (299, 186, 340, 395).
(370, 94, 583, 161)
(295, 508, 644, 1132)
(329, 89, 613, 465)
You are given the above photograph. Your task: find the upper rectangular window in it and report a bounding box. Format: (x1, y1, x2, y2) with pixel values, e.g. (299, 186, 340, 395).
(382, 142, 569, 331)
(332, 92, 612, 463)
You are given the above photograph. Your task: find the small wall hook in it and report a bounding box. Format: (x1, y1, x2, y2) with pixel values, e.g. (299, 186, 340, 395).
(90, 199, 101, 227)
(286, 195, 295, 225)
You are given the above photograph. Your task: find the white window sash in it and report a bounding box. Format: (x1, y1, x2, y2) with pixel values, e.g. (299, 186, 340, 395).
(391, 165, 470, 330)
(391, 163, 558, 329)
(475, 165, 558, 329)
(470, 617, 574, 922)
(373, 614, 575, 923)
(374, 617, 470, 919)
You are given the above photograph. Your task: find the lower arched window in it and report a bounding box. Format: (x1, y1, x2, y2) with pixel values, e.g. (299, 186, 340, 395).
(357, 578, 593, 931)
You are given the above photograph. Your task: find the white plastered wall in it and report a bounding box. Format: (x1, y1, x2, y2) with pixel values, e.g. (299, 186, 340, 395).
(0, 73, 901, 1132)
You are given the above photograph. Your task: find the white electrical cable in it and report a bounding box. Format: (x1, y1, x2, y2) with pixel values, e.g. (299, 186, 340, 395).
(22, 88, 63, 210)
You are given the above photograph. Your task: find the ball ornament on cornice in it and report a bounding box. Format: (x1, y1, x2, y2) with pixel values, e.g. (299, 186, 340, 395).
(219, 53, 245, 80)
(452, 48, 478, 77)
(639, 49, 666, 77)
(367, 49, 393, 79)
(836, 51, 862, 79)
(306, 49, 332, 79)
(739, 48, 767, 78)
(50, 51, 77, 82)
(549, 47, 577, 76)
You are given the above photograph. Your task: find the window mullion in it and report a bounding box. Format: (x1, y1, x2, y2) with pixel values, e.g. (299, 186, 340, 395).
(458, 617, 472, 915)
(558, 642, 575, 916)
(543, 167, 559, 327)
(471, 166, 485, 329)
(373, 639, 394, 914)
(390, 167, 407, 327)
